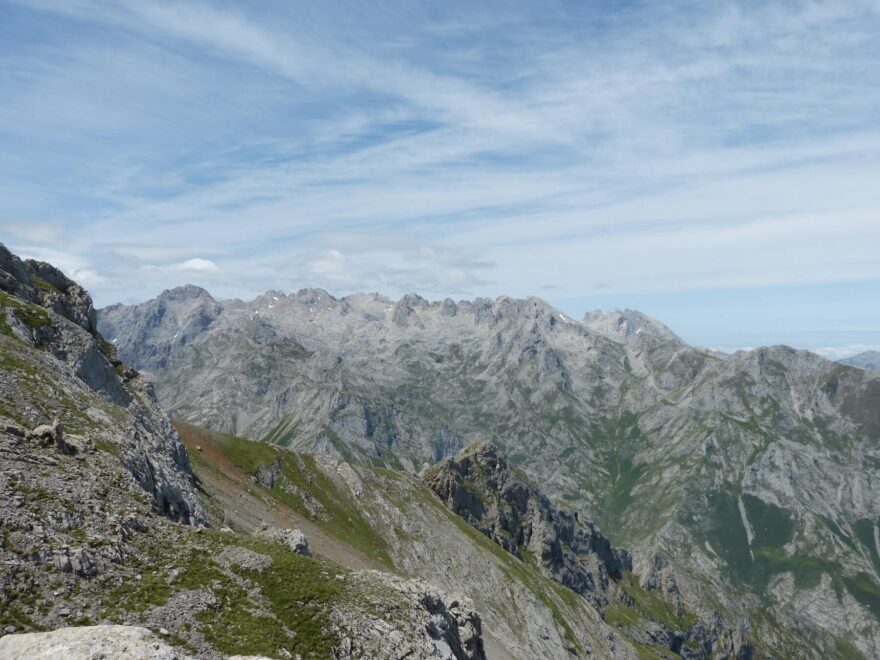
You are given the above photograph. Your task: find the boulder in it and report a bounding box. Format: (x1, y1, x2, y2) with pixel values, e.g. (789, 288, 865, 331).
(27, 419, 75, 455)
(0, 625, 189, 659)
(257, 526, 311, 556)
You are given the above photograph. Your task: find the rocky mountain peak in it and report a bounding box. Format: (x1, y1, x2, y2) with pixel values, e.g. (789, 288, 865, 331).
(0, 243, 97, 334)
(582, 308, 680, 344)
(841, 350, 880, 373)
(157, 284, 215, 303)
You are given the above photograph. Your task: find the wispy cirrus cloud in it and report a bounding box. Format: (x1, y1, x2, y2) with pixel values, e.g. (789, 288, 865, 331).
(1, 0, 879, 348)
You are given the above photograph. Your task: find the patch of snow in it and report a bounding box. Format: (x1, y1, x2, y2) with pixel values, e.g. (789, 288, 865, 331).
(738, 495, 755, 561)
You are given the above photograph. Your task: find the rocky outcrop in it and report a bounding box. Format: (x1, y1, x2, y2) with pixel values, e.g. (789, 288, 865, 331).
(0, 243, 204, 526)
(0, 244, 96, 335)
(581, 308, 681, 344)
(335, 571, 485, 660)
(257, 525, 311, 555)
(424, 443, 631, 604)
(0, 625, 188, 659)
(26, 418, 75, 455)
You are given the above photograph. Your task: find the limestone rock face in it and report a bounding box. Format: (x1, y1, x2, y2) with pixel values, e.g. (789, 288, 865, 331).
(335, 571, 485, 660)
(0, 625, 189, 659)
(424, 442, 631, 605)
(0, 244, 96, 334)
(581, 308, 681, 343)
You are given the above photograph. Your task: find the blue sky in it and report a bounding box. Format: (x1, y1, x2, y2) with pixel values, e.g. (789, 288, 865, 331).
(1, 1, 879, 354)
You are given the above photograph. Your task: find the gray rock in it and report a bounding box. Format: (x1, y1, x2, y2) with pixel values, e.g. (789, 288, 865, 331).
(840, 350, 880, 373)
(257, 526, 311, 556)
(0, 625, 191, 659)
(424, 442, 630, 605)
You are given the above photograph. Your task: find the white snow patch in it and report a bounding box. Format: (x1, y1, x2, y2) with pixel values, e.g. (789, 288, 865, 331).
(738, 495, 755, 561)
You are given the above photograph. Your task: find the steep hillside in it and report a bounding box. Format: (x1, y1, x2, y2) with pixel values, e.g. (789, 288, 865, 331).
(176, 421, 743, 659)
(0, 245, 489, 659)
(99, 285, 880, 658)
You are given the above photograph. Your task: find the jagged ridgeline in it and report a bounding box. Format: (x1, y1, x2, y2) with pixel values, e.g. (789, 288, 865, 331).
(97, 279, 880, 658)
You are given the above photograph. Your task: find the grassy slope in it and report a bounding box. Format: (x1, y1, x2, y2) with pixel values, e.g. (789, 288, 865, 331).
(176, 421, 393, 570)
(177, 421, 720, 659)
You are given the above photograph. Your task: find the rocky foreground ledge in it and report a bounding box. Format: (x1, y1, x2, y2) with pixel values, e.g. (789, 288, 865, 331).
(0, 625, 194, 659)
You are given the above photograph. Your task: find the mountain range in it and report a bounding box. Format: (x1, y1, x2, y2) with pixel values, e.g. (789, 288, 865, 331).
(1, 241, 879, 658)
(96, 282, 880, 658)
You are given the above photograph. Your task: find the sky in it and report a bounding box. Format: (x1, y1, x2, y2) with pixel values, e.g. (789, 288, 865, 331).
(1, 0, 879, 355)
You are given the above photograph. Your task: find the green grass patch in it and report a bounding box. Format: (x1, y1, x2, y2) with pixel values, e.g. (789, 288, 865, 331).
(177, 423, 393, 570)
(94, 437, 123, 457)
(261, 414, 299, 447)
(0, 291, 51, 332)
(854, 519, 880, 574)
(275, 453, 393, 569)
(843, 573, 880, 618)
(617, 573, 695, 630)
(832, 636, 866, 660)
(101, 529, 348, 659)
(30, 275, 60, 294)
(222, 433, 280, 475)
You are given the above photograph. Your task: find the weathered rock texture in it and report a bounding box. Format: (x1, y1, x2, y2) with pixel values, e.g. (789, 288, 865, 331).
(424, 442, 631, 605)
(0, 625, 187, 659)
(335, 571, 485, 660)
(0, 242, 204, 525)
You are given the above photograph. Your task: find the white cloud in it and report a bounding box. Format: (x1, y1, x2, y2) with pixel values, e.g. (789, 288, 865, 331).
(175, 258, 219, 272)
(142, 258, 220, 273)
(306, 250, 346, 279)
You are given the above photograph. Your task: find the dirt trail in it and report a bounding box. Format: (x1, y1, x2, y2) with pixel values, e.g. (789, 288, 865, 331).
(176, 422, 385, 573)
